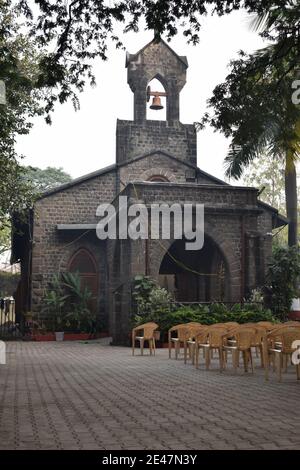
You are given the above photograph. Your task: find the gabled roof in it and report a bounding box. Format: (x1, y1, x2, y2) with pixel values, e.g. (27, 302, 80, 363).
(35, 150, 288, 229)
(125, 37, 188, 69)
(37, 164, 116, 200)
(257, 200, 288, 228)
(119, 149, 197, 170)
(37, 151, 199, 201)
(196, 168, 229, 186)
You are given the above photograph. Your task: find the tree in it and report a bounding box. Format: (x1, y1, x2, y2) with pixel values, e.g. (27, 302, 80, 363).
(242, 153, 286, 211)
(1, 0, 298, 229)
(201, 45, 300, 246)
(0, 0, 44, 226)
(268, 245, 300, 319)
(0, 224, 10, 256)
(241, 153, 295, 246)
(6, 0, 298, 122)
(0, 166, 72, 257)
(201, 4, 299, 246)
(22, 166, 72, 193)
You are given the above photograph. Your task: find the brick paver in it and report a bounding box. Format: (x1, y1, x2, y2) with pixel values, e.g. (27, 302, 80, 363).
(0, 341, 299, 450)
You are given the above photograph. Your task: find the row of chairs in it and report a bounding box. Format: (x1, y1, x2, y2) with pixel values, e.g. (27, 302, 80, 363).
(132, 321, 300, 382)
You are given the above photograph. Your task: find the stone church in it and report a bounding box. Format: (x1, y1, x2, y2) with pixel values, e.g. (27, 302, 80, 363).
(12, 38, 286, 344)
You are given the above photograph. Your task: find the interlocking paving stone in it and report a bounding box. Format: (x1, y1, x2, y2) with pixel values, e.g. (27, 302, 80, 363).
(0, 341, 299, 450)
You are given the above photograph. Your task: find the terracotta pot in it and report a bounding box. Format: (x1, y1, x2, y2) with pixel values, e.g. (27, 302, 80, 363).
(289, 298, 300, 321)
(288, 312, 300, 321)
(64, 333, 90, 341)
(31, 331, 110, 342)
(33, 334, 55, 342)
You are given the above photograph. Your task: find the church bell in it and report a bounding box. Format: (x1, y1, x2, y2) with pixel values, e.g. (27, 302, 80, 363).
(150, 94, 163, 110)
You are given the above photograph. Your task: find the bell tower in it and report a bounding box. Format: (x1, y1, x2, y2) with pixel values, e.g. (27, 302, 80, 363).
(126, 38, 188, 123)
(116, 38, 197, 166)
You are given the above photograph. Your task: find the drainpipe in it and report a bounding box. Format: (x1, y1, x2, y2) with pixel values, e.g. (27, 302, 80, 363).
(240, 215, 246, 302)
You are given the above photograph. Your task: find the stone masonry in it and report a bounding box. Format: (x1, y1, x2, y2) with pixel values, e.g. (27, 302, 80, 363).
(13, 38, 286, 344)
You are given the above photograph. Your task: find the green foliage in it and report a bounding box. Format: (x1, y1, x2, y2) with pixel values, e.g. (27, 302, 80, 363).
(0, 1, 44, 226)
(61, 272, 97, 334)
(268, 245, 300, 320)
(133, 302, 276, 339)
(0, 165, 72, 255)
(202, 51, 300, 180)
(242, 153, 285, 212)
(22, 166, 72, 194)
(132, 275, 275, 338)
(2, 1, 296, 123)
(201, 12, 300, 246)
(41, 274, 69, 331)
(41, 272, 97, 333)
(0, 270, 20, 297)
(132, 275, 157, 316)
(132, 275, 173, 327)
(0, 222, 11, 256)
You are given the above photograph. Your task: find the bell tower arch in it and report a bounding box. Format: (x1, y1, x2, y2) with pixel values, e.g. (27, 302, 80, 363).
(126, 38, 188, 123)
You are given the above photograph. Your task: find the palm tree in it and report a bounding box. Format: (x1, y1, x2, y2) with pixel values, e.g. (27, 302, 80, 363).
(204, 38, 300, 246)
(225, 96, 300, 246)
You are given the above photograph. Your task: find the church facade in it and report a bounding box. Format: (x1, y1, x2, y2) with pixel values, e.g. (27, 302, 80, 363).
(12, 38, 286, 344)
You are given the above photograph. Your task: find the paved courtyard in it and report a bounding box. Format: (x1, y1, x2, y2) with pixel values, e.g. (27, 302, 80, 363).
(0, 340, 299, 450)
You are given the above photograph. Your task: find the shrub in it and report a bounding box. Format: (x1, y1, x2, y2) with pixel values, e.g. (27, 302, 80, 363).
(41, 274, 69, 332)
(133, 301, 277, 339)
(41, 272, 97, 333)
(61, 272, 97, 334)
(268, 245, 300, 320)
(132, 275, 277, 340)
(0, 271, 20, 297)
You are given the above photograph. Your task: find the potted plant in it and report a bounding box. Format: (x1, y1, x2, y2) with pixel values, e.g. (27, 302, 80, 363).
(42, 275, 69, 341)
(289, 297, 300, 321)
(62, 272, 97, 338)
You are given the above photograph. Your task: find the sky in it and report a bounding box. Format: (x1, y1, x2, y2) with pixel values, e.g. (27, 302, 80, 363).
(16, 9, 266, 181)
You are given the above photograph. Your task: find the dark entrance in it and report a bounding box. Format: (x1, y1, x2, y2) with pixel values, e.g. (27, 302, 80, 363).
(159, 236, 228, 302)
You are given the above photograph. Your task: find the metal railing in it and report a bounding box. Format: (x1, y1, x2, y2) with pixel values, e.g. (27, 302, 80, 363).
(0, 297, 21, 339)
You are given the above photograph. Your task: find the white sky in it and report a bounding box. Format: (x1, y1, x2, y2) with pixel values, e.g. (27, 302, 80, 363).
(16, 10, 266, 181)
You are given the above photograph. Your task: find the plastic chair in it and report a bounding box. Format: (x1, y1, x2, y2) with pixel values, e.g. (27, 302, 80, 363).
(132, 322, 159, 356)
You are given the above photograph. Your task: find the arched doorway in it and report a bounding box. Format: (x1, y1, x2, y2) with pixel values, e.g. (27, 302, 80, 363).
(68, 248, 98, 311)
(159, 235, 229, 302)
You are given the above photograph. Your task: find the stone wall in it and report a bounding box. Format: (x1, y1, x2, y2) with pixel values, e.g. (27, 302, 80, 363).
(118, 152, 194, 188)
(126, 39, 187, 123)
(106, 181, 272, 343)
(30, 169, 116, 318)
(116, 120, 197, 167)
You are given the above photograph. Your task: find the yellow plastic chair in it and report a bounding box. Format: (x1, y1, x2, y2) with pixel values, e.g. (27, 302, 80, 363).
(132, 322, 159, 356)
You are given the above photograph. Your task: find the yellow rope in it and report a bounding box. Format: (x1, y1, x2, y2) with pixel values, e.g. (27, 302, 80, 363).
(131, 182, 219, 278)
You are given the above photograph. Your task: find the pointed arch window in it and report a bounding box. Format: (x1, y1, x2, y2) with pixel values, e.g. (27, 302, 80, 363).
(68, 249, 98, 311)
